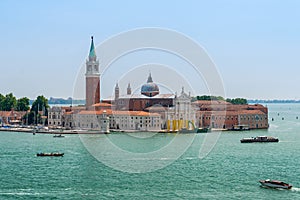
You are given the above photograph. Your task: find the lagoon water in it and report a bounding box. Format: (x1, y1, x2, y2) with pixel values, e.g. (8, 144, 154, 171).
(1, 104, 300, 199)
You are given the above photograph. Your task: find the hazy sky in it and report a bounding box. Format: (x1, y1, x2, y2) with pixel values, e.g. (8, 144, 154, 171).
(0, 0, 299, 100)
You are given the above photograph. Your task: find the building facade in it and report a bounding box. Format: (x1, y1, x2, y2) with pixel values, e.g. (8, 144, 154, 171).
(48, 106, 64, 127)
(193, 101, 269, 130)
(71, 110, 161, 132)
(166, 87, 196, 131)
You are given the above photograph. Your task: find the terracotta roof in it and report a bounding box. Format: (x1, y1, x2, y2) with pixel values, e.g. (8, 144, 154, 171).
(77, 110, 113, 115)
(237, 110, 266, 115)
(115, 111, 160, 117)
(192, 100, 231, 105)
(77, 109, 160, 117)
(0, 111, 26, 118)
(198, 109, 266, 116)
(91, 103, 112, 107)
(0, 111, 12, 117)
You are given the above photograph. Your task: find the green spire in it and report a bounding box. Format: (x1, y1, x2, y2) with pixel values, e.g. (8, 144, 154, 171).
(89, 36, 96, 58)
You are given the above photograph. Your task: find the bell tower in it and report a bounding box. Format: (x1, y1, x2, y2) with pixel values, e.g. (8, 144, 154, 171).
(127, 83, 132, 95)
(85, 36, 100, 107)
(115, 83, 119, 100)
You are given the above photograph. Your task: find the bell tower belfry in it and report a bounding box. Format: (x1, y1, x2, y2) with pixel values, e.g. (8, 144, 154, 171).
(85, 36, 100, 107)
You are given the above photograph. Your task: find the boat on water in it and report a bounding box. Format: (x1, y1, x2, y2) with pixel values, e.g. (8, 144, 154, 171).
(240, 136, 279, 143)
(176, 127, 211, 134)
(259, 179, 292, 189)
(53, 134, 65, 138)
(36, 152, 64, 157)
(197, 127, 211, 133)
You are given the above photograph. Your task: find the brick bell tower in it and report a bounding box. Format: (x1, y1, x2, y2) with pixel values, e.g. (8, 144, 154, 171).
(85, 36, 100, 108)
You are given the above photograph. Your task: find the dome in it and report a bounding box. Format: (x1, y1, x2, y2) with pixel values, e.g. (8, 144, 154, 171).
(141, 73, 159, 97)
(141, 82, 159, 92)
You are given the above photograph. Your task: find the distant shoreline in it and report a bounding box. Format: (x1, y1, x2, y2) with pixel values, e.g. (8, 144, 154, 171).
(45, 101, 300, 105)
(247, 100, 300, 104)
(28, 97, 300, 105)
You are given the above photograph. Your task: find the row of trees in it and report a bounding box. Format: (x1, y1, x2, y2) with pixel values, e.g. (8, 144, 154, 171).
(194, 95, 225, 101)
(0, 93, 49, 125)
(0, 93, 30, 111)
(193, 95, 248, 105)
(226, 98, 247, 105)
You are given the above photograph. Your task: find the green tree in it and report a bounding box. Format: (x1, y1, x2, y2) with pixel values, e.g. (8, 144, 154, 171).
(226, 98, 248, 105)
(2, 93, 17, 111)
(0, 93, 4, 110)
(16, 97, 30, 111)
(195, 95, 225, 101)
(29, 96, 49, 125)
(23, 112, 35, 125)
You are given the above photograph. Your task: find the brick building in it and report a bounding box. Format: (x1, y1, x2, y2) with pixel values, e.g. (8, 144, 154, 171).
(193, 101, 268, 130)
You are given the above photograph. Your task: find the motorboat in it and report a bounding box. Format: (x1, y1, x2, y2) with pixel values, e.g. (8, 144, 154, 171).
(259, 179, 292, 189)
(240, 136, 279, 143)
(197, 127, 211, 133)
(53, 134, 65, 138)
(36, 152, 64, 157)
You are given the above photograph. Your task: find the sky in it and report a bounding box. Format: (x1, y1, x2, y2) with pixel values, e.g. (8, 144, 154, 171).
(0, 0, 299, 100)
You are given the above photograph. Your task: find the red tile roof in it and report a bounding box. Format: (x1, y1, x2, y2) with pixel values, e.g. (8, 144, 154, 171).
(198, 109, 265, 116)
(192, 100, 231, 105)
(91, 103, 112, 107)
(77, 109, 160, 117)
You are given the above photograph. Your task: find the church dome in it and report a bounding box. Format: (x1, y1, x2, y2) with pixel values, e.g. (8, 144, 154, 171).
(141, 73, 159, 97)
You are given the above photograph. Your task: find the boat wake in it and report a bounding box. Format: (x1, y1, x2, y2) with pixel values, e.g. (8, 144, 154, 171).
(183, 157, 197, 160)
(291, 187, 300, 192)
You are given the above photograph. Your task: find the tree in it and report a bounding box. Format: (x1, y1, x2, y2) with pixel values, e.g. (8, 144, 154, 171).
(226, 98, 248, 105)
(23, 112, 35, 125)
(29, 96, 49, 125)
(195, 95, 225, 101)
(16, 97, 30, 111)
(0, 93, 4, 110)
(2, 93, 17, 111)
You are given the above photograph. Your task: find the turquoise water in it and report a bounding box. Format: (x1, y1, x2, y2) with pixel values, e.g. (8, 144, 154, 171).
(1, 104, 300, 199)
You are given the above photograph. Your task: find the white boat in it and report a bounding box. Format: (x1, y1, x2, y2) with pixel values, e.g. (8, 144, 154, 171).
(259, 179, 292, 189)
(241, 136, 279, 143)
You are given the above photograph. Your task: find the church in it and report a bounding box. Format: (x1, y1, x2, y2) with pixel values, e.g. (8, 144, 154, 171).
(48, 36, 269, 132)
(82, 36, 195, 132)
(111, 73, 174, 111)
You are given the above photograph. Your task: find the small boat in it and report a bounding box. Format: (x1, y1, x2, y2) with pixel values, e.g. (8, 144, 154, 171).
(240, 136, 279, 143)
(259, 179, 292, 189)
(197, 127, 211, 133)
(53, 134, 65, 138)
(36, 152, 64, 157)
